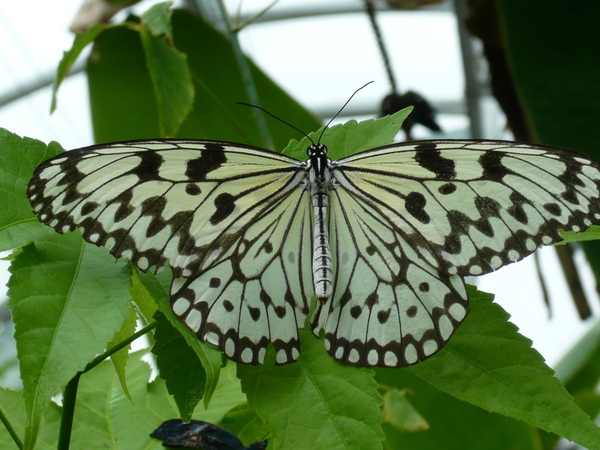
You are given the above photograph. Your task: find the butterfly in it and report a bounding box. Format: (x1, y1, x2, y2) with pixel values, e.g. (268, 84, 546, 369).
(27, 135, 600, 368)
(151, 419, 268, 449)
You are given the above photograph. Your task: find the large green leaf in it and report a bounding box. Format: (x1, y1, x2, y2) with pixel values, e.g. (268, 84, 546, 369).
(0, 128, 63, 251)
(86, 9, 321, 148)
(284, 106, 412, 160)
(108, 304, 138, 402)
(151, 311, 207, 421)
(51, 24, 107, 112)
(195, 362, 248, 426)
(140, 4, 194, 137)
(6, 232, 132, 448)
(70, 351, 177, 448)
(0, 389, 62, 449)
(377, 369, 540, 449)
(403, 287, 600, 448)
(238, 330, 385, 450)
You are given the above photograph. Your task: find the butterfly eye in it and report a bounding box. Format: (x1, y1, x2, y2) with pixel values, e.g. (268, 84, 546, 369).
(307, 143, 327, 156)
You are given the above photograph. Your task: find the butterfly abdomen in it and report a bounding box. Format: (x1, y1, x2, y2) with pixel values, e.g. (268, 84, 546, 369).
(312, 192, 333, 300)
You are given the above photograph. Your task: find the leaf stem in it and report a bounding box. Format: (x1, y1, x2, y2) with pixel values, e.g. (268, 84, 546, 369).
(55, 322, 157, 449)
(0, 406, 23, 449)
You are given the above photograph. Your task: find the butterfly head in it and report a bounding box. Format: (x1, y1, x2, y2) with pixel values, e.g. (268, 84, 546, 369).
(307, 143, 328, 157)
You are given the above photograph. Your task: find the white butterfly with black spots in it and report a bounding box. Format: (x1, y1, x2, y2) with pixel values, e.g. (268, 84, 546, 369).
(27, 138, 600, 367)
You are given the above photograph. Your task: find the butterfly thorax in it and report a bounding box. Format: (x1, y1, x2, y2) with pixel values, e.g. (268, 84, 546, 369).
(307, 143, 331, 192)
(306, 143, 334, 300)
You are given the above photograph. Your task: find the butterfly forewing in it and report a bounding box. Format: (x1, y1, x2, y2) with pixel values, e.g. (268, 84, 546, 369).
(28, 141, 304, 272)
(333, 140, 600, 278)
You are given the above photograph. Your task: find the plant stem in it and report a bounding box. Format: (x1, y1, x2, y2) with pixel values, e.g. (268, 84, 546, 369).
(55, 322, 157, 449)
(85, 322, 157, 373)
(215, 0, 272, 149)
(0, 406, 23, 449)
(57, 374, 80, 450)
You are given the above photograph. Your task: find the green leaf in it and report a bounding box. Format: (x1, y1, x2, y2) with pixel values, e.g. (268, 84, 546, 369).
(70, 351, 178, 448)
(0, 128, 63, 251)
(137, 269, 222, 407)
(283, 107, 412, 160)
(559, 225, 600, 243)
(140, 19, 194, 137)
(108, 304, 138, 402)
(495, 1, 600, 290)
(220, 402, 269, 449)
(129, 265, 160, 323)
(239, 329, 385, 449)
(0, 388, 62, 450)
(381, 388, 429, 432)
(376, 368, 540, 449)
(51, 23, 107, 112)
(142, 1, 173, 37)
(152, 311, 207, 421)
(6, 232, 132, 448)
(194, 361, 247, 425)
(406, 287, 600, 449)
(557, 319, 600, 424)
(87, 10, 320, 146)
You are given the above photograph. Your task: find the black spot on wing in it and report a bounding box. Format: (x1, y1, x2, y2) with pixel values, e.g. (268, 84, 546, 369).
(562, 188, 579, 205)
(185, 184, 201, 196)
(405, 192, 430, 224)
(185, 144, 227, 181)
(113, 190, 135, 222)
(479, 151, 509, 181)
(415, 144, 457, 178)
(438, 183, 457, 195)
(210, 193, 236, 225)
(248, 306, 261, 321)
(81, 201, 99, 216)
(62, 188, 80, 206)
(544, 203, 562, 216)
(128, 151, 164, 182)
(377, 309, 391, 324)
(406, 305, 418, 317)
(506, 191, 529, 224)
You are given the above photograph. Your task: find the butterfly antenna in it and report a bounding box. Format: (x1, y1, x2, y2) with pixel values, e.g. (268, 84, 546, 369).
(237, 102, 314, 144)
(318, 81, 374, 143)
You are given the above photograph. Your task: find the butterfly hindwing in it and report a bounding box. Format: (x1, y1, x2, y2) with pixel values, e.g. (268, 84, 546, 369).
(312, 183, 468, 367)
(171, 186, 314, 364)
